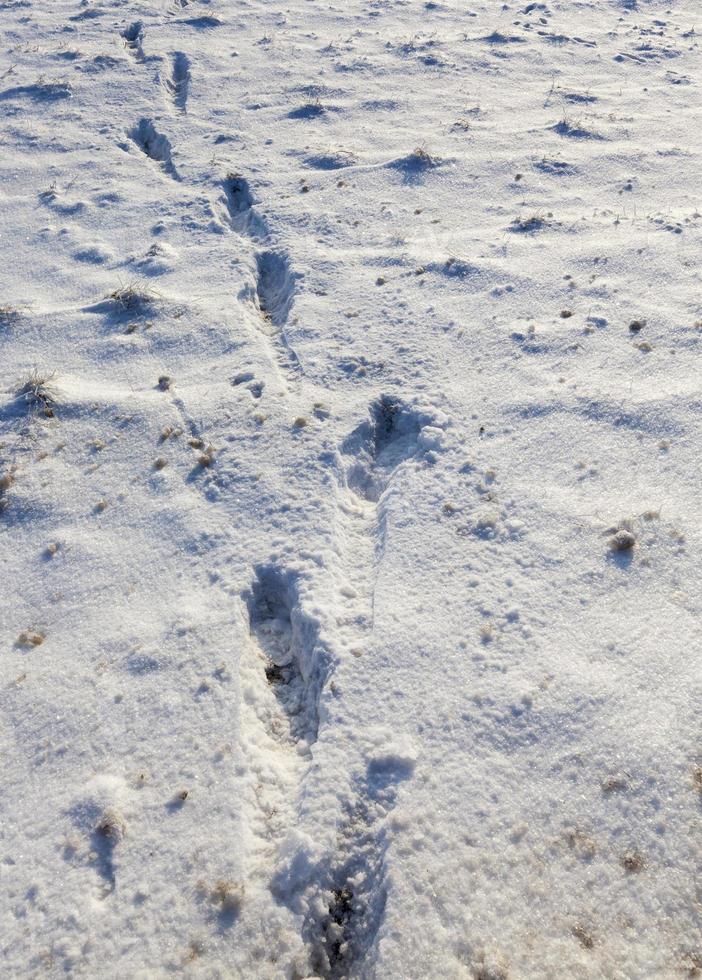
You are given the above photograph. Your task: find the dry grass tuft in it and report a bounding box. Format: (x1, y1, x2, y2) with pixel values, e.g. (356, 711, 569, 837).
(196, 877, 245, 921)
(572, 924, 595, 950)
(510, 213, 547, 233)
(609, 528, 636, 552)
(18, 629, 45, 647)
(209, 879, 244, 914)
(0, 470, 15, 514)
(408, 145, 440, 168)
(108, 279, 158, 311)
(621, 849, 645, 873)
(15, 369, 58, 416)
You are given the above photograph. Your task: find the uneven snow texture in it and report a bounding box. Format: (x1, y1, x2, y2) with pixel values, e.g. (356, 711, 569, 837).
(1, 0, 702, 977)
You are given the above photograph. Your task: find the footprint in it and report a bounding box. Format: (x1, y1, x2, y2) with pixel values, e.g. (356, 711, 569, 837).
(313, 752, 415, 976)
(255, 251, 295, 326)
(550, 119, 604, 140)
(221, 174, 268, 240)
(73, 243, 114, 265)
(0, 81, 72, 102)
(121, 22, 144, 61)
(288, 102, 327, 120)
(304, 150, 356, 170)
(181, 15, 222, 28)
(479, 30, 527, 45)
(563, 91, 597, 104)
(232, 370, 264, 399)
(534, 158, 576, 176)
(342, 396, 424, 502)
(128, 119, 180, 180)
(252, 251, 301, 374)
(245, 566, 326, 745)
(164, 52, 190, 113)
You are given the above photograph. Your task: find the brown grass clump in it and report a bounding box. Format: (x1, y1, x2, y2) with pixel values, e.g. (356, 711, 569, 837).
(609, 528, 636, 552)
(108, 279, 158, 311)
(197, 878, 244, 916)
(0, 471, 14, 509)
(408, 145, 440, 168)
(198, 446, 216, 467)
(621, 849, 645, 873)
(18, 630, 45, 647)
(572, 924, 595, 950)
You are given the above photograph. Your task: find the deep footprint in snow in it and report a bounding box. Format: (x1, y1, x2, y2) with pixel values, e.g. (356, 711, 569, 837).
(121, 22, 144, 61)
(164, 52, 190, 113)
(255, 251, 294, 326)
(314, 756, 415, 977)
(252, 251, 301, 373)
(342, 396, 424, 502)
(245, 566, 326, 745)
(222, 174, 268, 239)
(129, 119, 180, 180)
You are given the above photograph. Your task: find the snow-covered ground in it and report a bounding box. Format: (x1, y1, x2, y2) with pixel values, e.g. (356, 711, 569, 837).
(1, 0, 702, 976)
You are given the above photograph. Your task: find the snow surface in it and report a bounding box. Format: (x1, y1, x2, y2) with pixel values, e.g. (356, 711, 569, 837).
(1, 0, 702, 976)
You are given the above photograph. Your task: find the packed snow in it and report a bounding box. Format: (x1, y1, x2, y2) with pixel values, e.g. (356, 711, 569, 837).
(1, 0, 701, 976)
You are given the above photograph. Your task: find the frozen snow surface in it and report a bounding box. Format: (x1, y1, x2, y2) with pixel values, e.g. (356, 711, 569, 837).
(1, 0, 701, 976)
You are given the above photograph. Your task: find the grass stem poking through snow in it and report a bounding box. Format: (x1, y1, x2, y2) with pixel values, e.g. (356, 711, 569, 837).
(107, 279, 159, 311)
(15, 369, 58, 417)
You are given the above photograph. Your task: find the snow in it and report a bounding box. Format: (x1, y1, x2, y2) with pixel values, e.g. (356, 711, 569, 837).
(1, 0, 701, 976)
